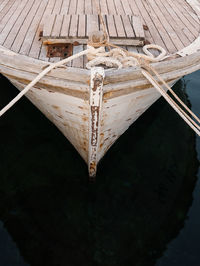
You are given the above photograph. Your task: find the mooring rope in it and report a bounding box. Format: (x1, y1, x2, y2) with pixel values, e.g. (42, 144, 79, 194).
(0, 0, 200, 136)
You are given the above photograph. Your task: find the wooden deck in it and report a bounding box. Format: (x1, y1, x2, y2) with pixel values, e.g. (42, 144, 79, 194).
(0, 0, 200, 67)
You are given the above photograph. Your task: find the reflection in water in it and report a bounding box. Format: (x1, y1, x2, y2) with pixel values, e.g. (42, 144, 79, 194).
(0, 74, 199, 266)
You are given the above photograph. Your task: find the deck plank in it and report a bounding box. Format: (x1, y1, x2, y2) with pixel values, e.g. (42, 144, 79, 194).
(60, 15, 71, 37)
(164, 0, 196, 42)
(85, 0, 92, 14)
(29, 0, 56, 59)
(60, 0, 70, 14)
(120, 0, 132, 15)
(121, 16, 135, 38)
(3, 0, 35, 49)
(0, 0, 16, 22)
(72, 44, 84, 67)
(78, 14, 86, 37)
(106, 0, 117, 15)
(131, 16, 145, 39)
(0, 0, 10, 13)
(69, 14, 79, 37)
(68, 0, 77, 14)
(106, 15, 117, 38)
(156, 0, 190, 47)
(114, 15, 126, 38)
(51, 14, 64, 37)
(0, 0, 199, 62)
(167, 0, 198, 37)
(20, 0, 47, 55)
(114, 0, 125, 15)
(87, 14, 99, 36)
(0, 0, 29, 44)
(100, 0, 108, 14)
(52, 0, 63, 14)
(11, 0, 42, 52)
(147, 0, 185, 51)
(76, 0, 85, 14)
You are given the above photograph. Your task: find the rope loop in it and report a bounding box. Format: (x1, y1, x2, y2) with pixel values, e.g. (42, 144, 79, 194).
(143, 44, 167, 61)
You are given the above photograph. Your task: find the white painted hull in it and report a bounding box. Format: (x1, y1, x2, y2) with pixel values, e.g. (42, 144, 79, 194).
(1, 46, 200, 176)
(7, 75, 175, 174)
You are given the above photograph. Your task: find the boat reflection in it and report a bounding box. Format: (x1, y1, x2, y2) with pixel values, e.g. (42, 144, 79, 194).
(0, 75, 199, 266)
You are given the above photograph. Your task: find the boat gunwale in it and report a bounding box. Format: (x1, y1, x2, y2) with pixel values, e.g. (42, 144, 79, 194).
(1, 44, 200, 90)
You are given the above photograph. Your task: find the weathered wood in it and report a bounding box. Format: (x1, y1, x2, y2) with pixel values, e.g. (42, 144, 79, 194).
(89, 67, 105, 178)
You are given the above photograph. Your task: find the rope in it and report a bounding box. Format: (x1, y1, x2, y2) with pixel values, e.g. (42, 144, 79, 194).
(0, 0, 199, 136)
(0, 47, 102, 117)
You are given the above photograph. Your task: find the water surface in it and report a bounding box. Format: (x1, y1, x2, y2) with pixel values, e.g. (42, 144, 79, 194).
(0, 71, 199, 266)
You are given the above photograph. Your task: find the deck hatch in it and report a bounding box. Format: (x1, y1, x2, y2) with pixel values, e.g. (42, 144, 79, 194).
(42, 14, 145, 46)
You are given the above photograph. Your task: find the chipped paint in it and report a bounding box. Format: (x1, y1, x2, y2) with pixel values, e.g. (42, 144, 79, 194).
(88, 67, 105, 178)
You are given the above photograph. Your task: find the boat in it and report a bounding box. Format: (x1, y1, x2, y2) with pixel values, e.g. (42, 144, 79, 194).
(0, 0, 200, 178)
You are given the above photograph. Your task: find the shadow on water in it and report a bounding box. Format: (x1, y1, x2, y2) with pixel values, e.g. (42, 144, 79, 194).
(0, 74, 199, 266)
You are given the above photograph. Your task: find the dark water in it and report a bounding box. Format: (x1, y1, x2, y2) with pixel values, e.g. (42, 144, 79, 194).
(0, 70, 199, 266)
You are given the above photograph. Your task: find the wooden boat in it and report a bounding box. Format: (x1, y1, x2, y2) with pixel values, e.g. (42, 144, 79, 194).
(0, 0, 200, 178)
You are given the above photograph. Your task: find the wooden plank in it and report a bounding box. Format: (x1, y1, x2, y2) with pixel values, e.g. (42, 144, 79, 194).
(127, 0, 153, 44)
(78, 15, 86, 37)
(68, 0, 77, 14)
(11, 0, 42, 53)
(100, 0, 108, 14)
(0, 0, 16, 23)
(131, 16, 145, 39)
(60, 15, 71, 37)
(52, 0, 63, 14)
(29, 0, 55, 59)
(43, 14, 56, 37)
(162, 0, 195, 42)
(134, 0, 167, 50)
(147, 0, 186, 50)
(87, 14, 99, 36)
(113, 15, 126, 37)
(0, 0, 29, 44)
(72, 45, 84, 67)
(0, 0, 19, 32)
(4, 0, 35, 49)
(69, 14, 79, 37)
(114, 0, 125, 14)
(173, 0, 200, 29)
(85, 0, 92, 14)
(0, 0, 10, 13)
(121, 15, 135, 38)
(60, 0, 71, 14)
(106, 15, 117, 38)
(106, 0, 117, 14)
(20, 0, 47, 55)
(120, 0, 132, 15)
(156, 0, 190, 47)
(76, 0, 85, 14)
(142, 0, 176, 53)
(167, 0, 198, 37)
(92, 0, 100, 15)
(51, 14, 64, 38)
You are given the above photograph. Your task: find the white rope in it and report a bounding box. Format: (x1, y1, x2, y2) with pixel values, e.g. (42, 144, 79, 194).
(142, 69, 200, 136)
(86, 44, 167, 69)
(0, 47, 102, 117)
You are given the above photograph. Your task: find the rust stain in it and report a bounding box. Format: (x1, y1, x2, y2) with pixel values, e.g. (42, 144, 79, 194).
(92, 73, 104, 92)
(126, 118, 132, 121)
(82, 116, 88, 122)
(78, 106, 83, 109)
(103, 91, 113, 99)
(91, 106, 99, 146)
(52, 105, 59, 109)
